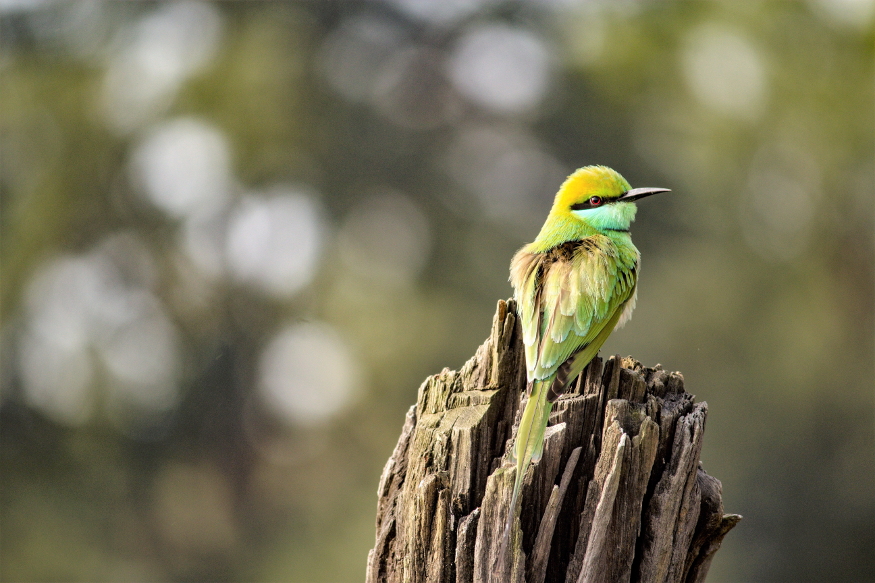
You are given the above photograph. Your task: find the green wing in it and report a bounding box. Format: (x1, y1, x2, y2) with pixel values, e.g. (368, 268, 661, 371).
(513, 235, 638, 383)
(501, 235, 638, 561)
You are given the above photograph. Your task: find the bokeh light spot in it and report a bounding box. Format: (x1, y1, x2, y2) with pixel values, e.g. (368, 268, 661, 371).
(99, 305, 181, 413)
(17, 239, 182, 427)
(130, 117, 232, 219)
(384, 0, 492, 26)
(100, 0, 224, 133)
(448, 24, 551, 114)
(807, 0, 875, 29)
(682, 24, 768, 121)
(19, 327, 94, 426)
(225, 187, 324, 298)
(257, 322, 360, 427)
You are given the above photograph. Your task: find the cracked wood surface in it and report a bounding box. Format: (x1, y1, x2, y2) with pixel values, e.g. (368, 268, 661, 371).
(366, 299, 740, 583)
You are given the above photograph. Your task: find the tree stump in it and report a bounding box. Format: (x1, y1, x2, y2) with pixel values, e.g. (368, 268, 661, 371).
(366, 299, 740, 583)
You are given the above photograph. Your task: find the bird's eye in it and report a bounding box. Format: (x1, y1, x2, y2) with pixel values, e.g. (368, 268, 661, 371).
(589, 196, 602, 206)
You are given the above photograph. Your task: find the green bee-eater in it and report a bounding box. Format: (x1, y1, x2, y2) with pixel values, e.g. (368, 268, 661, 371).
(503, 165, 669, 552)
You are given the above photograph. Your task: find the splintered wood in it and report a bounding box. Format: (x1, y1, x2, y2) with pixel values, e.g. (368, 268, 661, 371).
(367, 299, 740, 583)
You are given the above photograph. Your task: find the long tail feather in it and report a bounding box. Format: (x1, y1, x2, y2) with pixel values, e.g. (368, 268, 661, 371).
(496, 302, 629, 565)
(498, 378, 554, 561)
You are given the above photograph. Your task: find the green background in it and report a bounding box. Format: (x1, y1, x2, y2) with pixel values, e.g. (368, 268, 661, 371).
(1, 1, 872, 581)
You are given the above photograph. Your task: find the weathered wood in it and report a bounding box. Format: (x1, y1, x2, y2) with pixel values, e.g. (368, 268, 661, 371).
(367, 300, 740, 583)
(529, 446, 581, 583)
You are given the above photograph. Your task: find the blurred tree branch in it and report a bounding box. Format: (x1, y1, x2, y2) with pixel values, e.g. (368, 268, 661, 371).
(366, 299, 739, 583)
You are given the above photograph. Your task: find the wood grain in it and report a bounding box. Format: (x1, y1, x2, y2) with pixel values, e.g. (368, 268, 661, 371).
(366, 300, 740, 583)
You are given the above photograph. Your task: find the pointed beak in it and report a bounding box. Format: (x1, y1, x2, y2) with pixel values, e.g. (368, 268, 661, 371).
(618, 187, 671, 202)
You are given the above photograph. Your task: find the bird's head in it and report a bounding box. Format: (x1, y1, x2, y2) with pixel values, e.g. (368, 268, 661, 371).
(555, 165, 669, 232)
(530, 166, 669, 250)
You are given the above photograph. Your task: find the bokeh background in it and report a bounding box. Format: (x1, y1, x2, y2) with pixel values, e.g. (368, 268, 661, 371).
(1, 1, 873, 581)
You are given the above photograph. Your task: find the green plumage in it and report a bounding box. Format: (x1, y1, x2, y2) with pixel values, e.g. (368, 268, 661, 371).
(499, 165, 668, 559)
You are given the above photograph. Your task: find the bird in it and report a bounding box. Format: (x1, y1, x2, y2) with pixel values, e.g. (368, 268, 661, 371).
(500, 165, 669, 558)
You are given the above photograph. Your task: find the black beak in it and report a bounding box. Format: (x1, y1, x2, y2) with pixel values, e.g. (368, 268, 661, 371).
(618, 187, 671, 202)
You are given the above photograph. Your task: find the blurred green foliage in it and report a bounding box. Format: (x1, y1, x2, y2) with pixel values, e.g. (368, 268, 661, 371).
(1, 1, 873, 581)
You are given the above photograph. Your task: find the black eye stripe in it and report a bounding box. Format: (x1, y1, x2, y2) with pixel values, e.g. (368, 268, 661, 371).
(570, 196, 605, 211)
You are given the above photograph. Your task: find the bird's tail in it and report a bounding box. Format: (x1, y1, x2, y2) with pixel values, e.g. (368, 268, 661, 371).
(498, 377, 554, 561)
